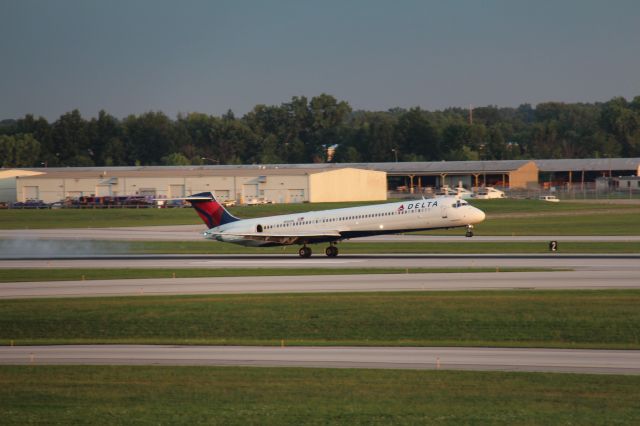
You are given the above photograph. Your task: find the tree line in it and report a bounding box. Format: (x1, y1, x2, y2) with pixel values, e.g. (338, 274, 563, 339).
(1, 93, 639, 168)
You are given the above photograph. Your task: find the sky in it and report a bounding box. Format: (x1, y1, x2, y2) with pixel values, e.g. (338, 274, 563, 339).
(1, 0, 639, 120)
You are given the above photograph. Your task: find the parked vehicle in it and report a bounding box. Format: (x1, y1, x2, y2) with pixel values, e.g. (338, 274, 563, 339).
(12, 199, 49, 209)
(436, 185, 474, 199)
(539, 195, 560, 203)
(244, 198, 273, 206)
(473, 187, 506, 199)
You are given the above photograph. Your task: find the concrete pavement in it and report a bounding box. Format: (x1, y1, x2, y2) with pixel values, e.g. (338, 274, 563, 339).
(2, 345, 638, 375)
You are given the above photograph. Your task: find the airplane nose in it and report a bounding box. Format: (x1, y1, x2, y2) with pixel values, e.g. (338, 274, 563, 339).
(474, 208, 486, 223)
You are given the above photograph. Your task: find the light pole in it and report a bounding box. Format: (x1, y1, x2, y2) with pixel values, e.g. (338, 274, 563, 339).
(391, 148, 398, 163)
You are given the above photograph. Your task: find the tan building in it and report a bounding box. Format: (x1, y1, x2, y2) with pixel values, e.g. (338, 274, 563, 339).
(308, 168, 387, 202)
(0, 166, 387, 204)
(0, 169, 45, 203)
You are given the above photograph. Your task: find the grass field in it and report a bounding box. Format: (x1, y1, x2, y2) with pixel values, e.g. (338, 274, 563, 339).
(0, 366, 638, 424)
(0, 267, 556, 283)
(471, 198, 640, 214)
(2, 290, 639, 348)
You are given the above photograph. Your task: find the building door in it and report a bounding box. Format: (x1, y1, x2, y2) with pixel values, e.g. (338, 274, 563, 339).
(96, 185, 111, 197)
(169, 185, 185, 198)
(243, 184, 259, 198)
(24, 186, 39, 200)
(214, 190, 230, 201)
(288, 189, 305, 203)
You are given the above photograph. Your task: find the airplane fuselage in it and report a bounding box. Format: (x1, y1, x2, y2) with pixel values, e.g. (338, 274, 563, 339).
(204, 196, 485, 247)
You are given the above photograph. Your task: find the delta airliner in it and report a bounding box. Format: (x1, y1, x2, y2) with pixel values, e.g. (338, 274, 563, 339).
(185, 192, 486, 257)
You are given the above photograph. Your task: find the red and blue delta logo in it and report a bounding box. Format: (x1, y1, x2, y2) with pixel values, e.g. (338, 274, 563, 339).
(397, 205, 405, 212)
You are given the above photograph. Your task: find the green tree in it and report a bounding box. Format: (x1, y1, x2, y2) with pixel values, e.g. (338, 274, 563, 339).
(15, 115, 52, 160)
(395, 108, 440, 161)
(601, 97, 640, 156)
(0, 134, 41, 167)
(307, 94, 352, 161)
(161, 152, 191, 165)
(123, 111, 175, 165)
(87, 110, 125, 165)
(51, 110, 89, 166)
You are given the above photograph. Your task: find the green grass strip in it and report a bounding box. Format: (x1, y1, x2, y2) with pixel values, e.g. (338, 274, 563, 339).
(1, 366, 639, 424)
(0, 267, 559, 283)
(0, 268, 568, 283)
(2, 290, 639, 349)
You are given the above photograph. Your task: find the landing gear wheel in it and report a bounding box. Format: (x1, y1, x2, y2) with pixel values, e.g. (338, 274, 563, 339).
(298, 246, 312, 258)
(465, 225, 474, 238)
(325, 246, 339, 257)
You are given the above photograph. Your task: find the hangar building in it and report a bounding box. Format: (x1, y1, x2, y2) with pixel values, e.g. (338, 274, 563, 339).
(0, 166, 386, 204)
(363, 160, 539, 191)
(534, 158, 640, 188)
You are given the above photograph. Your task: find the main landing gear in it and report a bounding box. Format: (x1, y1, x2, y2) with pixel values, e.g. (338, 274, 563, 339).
(325, 244, 339, 257)
(297, 243, 339, 258)
(298, 246, 312, 258)
(465, 224, 474, 238)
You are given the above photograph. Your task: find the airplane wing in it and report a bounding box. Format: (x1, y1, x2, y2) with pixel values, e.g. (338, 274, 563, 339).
(205, 230, 343, 245)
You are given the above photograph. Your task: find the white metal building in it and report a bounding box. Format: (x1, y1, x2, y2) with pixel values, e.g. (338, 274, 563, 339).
(0, 166, 387, 204)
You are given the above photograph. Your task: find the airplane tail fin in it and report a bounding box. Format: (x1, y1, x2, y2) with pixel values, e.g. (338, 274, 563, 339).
(185, 192, 240, 229)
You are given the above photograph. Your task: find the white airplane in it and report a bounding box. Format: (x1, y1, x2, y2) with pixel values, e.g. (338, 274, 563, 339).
(185, 192, 486, 257)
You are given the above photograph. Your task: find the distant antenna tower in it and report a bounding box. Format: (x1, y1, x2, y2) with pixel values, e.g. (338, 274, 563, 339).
(469, 104, 473, 125)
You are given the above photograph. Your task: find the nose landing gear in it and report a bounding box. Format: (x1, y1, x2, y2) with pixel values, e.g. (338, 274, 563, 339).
(465, 224, 474, 238)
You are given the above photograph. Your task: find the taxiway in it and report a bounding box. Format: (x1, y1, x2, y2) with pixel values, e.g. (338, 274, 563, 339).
(1, 267, 639, 299)
(1, 345, 638, 375)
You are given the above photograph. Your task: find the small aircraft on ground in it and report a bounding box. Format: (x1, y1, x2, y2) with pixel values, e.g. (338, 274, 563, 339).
(184, 192, 485, 257)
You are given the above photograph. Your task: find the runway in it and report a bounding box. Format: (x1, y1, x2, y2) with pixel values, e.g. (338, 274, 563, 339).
(1, 268, 639, 299)
(1, 345, 638, 375)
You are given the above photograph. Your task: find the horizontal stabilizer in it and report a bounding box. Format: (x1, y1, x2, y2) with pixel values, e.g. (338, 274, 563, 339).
(154, 195, 214, 202)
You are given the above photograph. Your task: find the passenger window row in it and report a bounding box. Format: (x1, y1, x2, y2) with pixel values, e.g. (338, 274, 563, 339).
(263, 207, 433, 230)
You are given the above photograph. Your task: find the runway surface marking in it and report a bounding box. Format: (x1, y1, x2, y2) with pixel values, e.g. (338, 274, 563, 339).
(1, 345, 638, 375)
